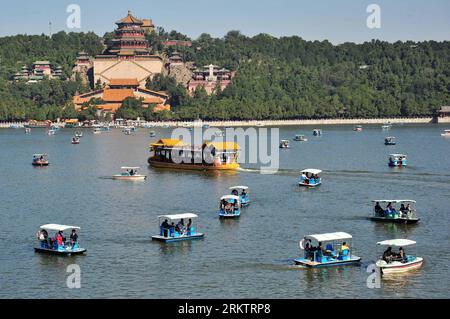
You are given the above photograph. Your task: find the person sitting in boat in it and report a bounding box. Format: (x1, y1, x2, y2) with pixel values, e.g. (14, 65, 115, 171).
(391, 247, 407, 263)
(70, 229, 78, 248)
(374, 202, 384, 217)
(231, 189, 239, 196)
(241, 189, 247, 197)
(304, 239, 314, 260)
(176, 219, 186, 235)
(301, 172, 309, 184)
(37, 229, 49, 247)
(55, 231, 64, 249)
(385, 202, 397, 218)
(382, 246, 394, 263)
(187, 219, 192, 234)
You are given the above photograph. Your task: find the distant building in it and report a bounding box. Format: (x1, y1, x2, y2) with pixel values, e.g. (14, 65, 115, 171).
(169, 51, 183, 66)
(438, 106, 450, 117)
(187, 64, 235, 95)
(73, 78, 170, 115)
(162, 40, 192, 48)
(13, 61, 62, 83)
(93, 11, 164, 88)
(142, 19, 155, 33)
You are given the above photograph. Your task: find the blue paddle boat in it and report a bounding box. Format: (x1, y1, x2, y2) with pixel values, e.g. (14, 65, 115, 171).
(229, 186, 250, 207)
(218, 195, 241, 218)
(152, 213, 205, 242)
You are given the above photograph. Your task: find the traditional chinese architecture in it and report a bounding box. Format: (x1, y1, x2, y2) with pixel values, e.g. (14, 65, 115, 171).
(93, 11, 163, 88)
(437, 106, 450, 123)
(13, 61, 63, 83)
(169, 52, 183, 66)
(73, 78, 170, 115)
(187, 64, 235, 95)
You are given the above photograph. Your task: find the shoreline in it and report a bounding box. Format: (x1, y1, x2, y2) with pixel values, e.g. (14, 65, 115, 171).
(2, 116, 450, 128)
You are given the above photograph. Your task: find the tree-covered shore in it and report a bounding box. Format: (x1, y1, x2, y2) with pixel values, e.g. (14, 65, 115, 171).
(0, 29, 448, 121)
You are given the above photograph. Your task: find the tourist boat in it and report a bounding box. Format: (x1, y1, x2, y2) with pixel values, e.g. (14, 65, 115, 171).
(293, 134, 308, 142)
(148, 139, 240, 171)
(382, 123, 392, 130)
(353, 125, 363, 132)
(75, 131, 83, 138)
(375, 239, 423, 274)
(389, 154, 407, 167)
(279, 140, 290, 148)
(93, 127, 102, 134)
(313, 129, 322, 136)
(299, 169, 322, 187)
(384, 136, 396, 145)
(294, 232, 361, 267)
(113, 167, 147, 180)
(218, 195, 241, 218)
(47, 129, 56, 136)
(32, 154, 49, 166)
(441, 129, 450, 137)
(71, 137, 80, 144)
(370, 200, 420, 224)
(230, 186, 250, 207)
(149, 131, 156, 137)
(25, 128, 31, 134)
(35, 224, 86, 256)
(152, 213, 205, 242)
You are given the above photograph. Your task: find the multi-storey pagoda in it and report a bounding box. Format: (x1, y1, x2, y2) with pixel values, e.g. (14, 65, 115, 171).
(93, 11, 163, 88)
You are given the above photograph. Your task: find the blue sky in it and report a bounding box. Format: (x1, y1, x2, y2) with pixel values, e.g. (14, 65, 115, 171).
(0, 0, 449, 43)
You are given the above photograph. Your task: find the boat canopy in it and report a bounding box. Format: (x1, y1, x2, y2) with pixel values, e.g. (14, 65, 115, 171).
(220, 195, 241, 201)
(390, 154, 407, 157)
(151, 139, 186, 148)
(229, 186, 248, 190)
(300, 169, 322, 175)
(280, 139, 289, 142)
(40, 224, 80, 232)
(121, 166, 140, 170)
(158, 213, 198, 220)
(204, 141, 240, 151)
(33, 153, 48, 157)
(371, 199, 416, 204)
(377, 239, 416, 247)
(305, 232, 352, 242)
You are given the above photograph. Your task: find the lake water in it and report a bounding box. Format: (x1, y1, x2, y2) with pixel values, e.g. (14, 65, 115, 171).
(0, 124, 449, 298)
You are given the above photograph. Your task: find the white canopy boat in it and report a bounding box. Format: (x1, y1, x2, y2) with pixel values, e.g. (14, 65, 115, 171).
(279, 140, 290, 148)
(294, 232, 361, 267)
(152, 213, 205, 242)
(218, 195, 241, 218)
(113, 167, 147, 180)
(441, 129, 450, 137)
(375, 239, 423, 274)
(388, 154, 407, 167)
(370, 200, 420, 224)
(35, 224, 86, 256)
(299, 169, 322, 187)
(229, 186, 250, 206)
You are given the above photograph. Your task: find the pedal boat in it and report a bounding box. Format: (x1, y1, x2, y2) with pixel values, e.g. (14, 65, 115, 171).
(32, 154, 49, 166)
(293, 134, 307, 142)
(35, 224, 86, 256)
(218, 195, 241, 218)
(152, 213, 205, 242)
(388, 154, 407, 167)
(375, 239, 423, 274)
(299, 169, 322, 187)
(384, 137, 396, 145)
(229, 186, 250, 207)
(113, 167, 147, 180)
(370, 200, 420, 224)
(294, 232, 361, 267)
(279, 140, 290, 148)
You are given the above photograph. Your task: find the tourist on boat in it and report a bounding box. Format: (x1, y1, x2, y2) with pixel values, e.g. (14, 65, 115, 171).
(304, 239, 314, 260)
(231, 189, 239, 196)
(374, 202, 384, 216)
(70, 229, 78, 247)
(161, 219, 170, 236)
(241, 189, 247, 197)
(382, 246, 394, 263)
(176, 219, 185, 234)
(55, 231, 64, 248)
(392, 247, 407, 263)
(187, 219, 192, 233)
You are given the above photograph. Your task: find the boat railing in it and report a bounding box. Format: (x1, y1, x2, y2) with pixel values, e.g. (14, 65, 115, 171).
(306, 248, 350, 263)
(160, 226, 196, 238)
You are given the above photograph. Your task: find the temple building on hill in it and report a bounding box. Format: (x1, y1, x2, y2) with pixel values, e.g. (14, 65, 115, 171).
(187, 64, 235, 95)
(13, 61, 63, 83)
(73, 78, 170, 115)
(93, 10, 163, 88)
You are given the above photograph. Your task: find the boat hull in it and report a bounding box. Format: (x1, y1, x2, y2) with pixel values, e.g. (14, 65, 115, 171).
(376, 257, 423, 274)
(370, 216, 419, 224)
(148, 159, 240, 171)
(294, 256, 361, 268)
(113, 175, 147, 181)
(32, 162, 49, 166)
(34, 247, 86, 256)
(299, 182, 321, 187)
(152, 233, 205, 243)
